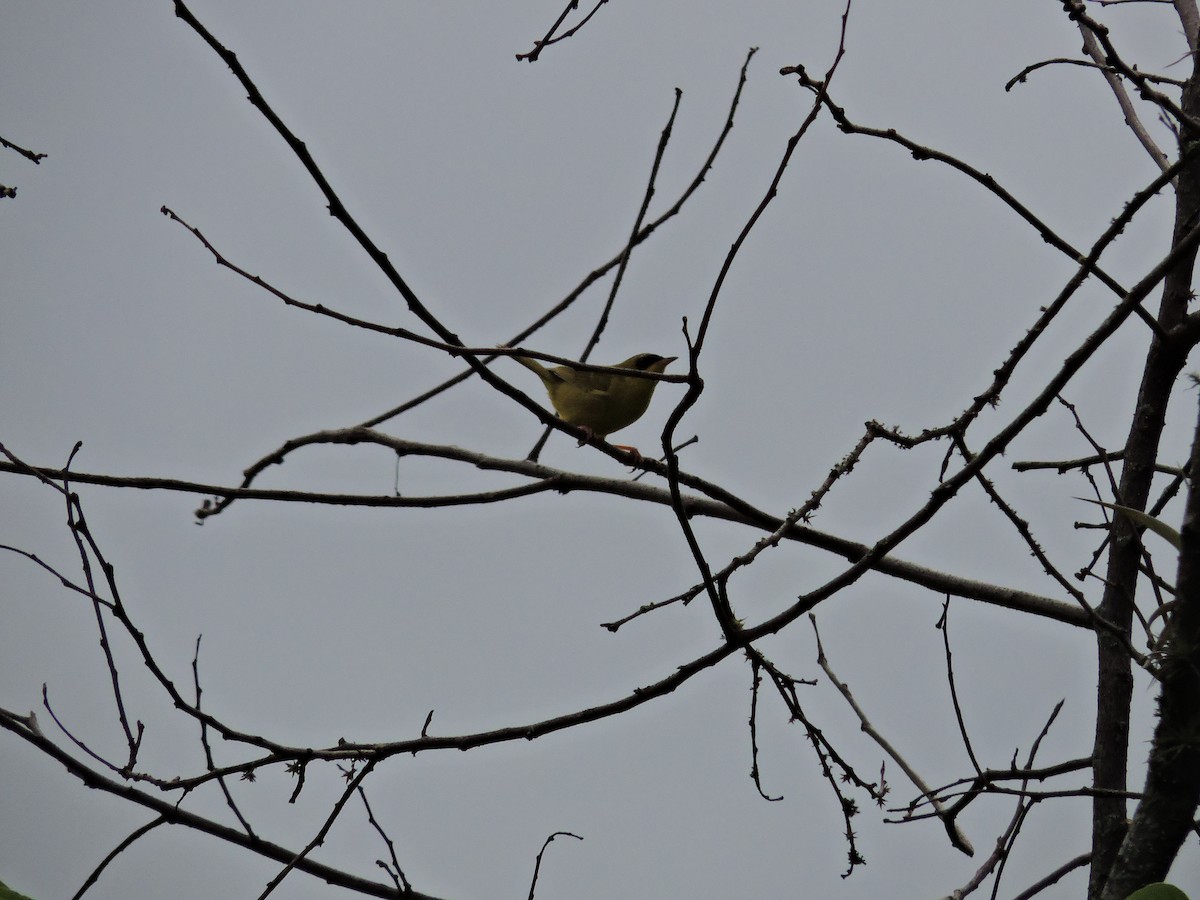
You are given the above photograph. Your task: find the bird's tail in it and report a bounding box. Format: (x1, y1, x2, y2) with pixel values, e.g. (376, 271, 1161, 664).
(510, 354, 552, 380)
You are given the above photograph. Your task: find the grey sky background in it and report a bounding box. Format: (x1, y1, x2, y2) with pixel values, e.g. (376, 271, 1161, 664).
(3, 2, 1199, 898)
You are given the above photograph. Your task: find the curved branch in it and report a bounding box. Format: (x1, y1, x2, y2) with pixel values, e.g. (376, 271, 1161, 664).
(0, 436, 1089, 630)
(0, 708, 441, 900)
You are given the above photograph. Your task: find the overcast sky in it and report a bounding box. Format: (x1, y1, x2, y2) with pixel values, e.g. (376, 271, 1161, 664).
(3, 2, 1199, 899)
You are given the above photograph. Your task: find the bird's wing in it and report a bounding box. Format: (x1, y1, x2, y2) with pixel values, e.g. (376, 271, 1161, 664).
(554, 367, 612, 393)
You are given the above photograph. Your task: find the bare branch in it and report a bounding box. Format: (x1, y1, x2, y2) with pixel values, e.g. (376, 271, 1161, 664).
(526, 832, 583, 900)
(358, 786, 411, 894)
(811, 615, 974, 856)
(0, 440, 1096, 630)
(258, 759, 380, 898)
(516, 1, 608, 62)
(0, 707, 442, 900)
(1074, 10, 1173, 171)
(1006, 57, 1185, 91)
(70, 818, 166, 900)
(1010, 853, 1092, 900)
(0, 132, 47, 164)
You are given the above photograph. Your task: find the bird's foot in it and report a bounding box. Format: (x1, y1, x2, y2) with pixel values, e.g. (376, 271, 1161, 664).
(612, 443, 646, 467)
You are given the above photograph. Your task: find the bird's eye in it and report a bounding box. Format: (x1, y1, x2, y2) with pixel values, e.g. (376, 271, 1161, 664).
(635, 354, 660, 369)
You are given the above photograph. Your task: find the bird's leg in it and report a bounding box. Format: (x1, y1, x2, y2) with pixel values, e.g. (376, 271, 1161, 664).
(572, 426, 645, 467)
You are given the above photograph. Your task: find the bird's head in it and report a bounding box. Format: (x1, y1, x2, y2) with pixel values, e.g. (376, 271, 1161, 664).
(620, 353, 677, 374)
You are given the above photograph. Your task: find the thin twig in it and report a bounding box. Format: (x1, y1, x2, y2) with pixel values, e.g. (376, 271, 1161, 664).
(358, 786, 411, 894)
(811, 615, 974, 856)
(70, 818, 166, 900)
(526, 832, 583, 900)
(258, 759, 379, 898)
(516, 1, 609, 62)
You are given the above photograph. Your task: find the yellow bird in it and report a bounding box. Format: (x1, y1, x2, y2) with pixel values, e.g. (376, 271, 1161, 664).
(512, 352, 676, 446)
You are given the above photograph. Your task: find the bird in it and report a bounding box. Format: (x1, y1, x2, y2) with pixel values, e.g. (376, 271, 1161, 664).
(511, 352, 676, 452)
